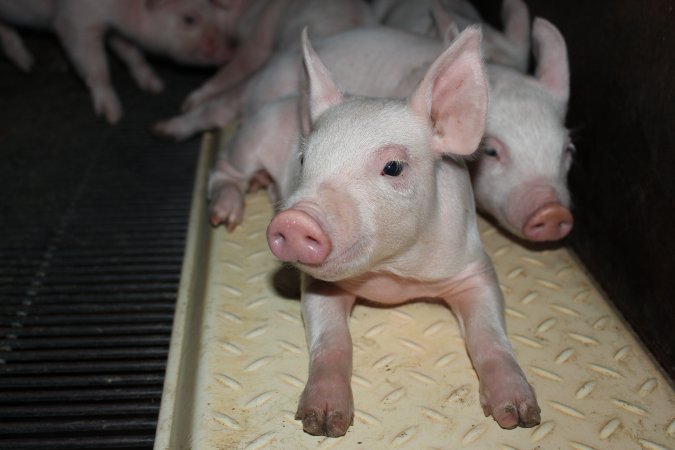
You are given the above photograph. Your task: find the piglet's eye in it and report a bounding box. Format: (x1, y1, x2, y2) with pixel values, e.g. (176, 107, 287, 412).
(483, 148, 498, 157)
(382, 160, 404, 177)
(566, 142, 576, 156)
(183, 15, 196, 25)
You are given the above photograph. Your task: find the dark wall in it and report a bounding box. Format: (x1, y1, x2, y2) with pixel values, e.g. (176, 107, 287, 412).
(475, 0, 675, 378)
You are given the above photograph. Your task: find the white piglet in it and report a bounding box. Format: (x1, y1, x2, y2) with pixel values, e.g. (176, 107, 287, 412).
(376, 0, 575, 241)
(471, 18, 574, 241)
(0, 0, 242, 123)
(210, 28, 542, 436)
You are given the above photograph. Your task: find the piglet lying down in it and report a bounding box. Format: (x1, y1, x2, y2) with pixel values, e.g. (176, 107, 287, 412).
(214, 27, 541, 437)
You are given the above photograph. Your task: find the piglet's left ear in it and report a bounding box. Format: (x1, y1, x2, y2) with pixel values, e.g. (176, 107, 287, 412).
(408, 26, 488, 156)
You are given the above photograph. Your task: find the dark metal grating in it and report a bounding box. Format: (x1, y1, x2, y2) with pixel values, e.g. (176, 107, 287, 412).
(0, 132, 200, 449)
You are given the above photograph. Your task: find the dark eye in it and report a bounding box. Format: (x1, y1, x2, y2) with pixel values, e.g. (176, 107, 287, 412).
(382, 160, 404, 177)
(566, 142, 576, 156)
(299, 154, 304, 166)
(483, 148, 498, 157)
(183, 15, 196, 25)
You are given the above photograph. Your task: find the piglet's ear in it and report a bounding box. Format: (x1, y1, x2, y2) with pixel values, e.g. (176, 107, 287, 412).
(408, 26, 488, 156)
(532, 18, 569, 103)
(502, 0, 531, 58)
(430, 0, 460, 46)
(301, 28, 343, 125)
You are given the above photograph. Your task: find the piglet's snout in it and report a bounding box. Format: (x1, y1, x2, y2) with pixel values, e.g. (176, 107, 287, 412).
(267, 209, 332, 265)
(522, 203, 573, 241)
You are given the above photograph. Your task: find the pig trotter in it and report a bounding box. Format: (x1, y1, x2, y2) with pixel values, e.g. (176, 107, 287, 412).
(208, 182, 245, 231)
(477, 357, 540, 428)
(295, 373, 354, 437)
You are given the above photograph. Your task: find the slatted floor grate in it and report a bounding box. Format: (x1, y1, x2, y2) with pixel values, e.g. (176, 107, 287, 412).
(0, 130, 200, 449)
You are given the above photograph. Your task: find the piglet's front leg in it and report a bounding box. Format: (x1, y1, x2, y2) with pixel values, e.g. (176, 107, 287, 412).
(296, 277, 356, 437)
(447, 266, 541, 429)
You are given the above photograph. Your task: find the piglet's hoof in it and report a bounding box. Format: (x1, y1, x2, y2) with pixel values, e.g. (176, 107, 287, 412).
(295, 409, 353, 437)
(479, 360, 541, 429)
(295, 375, 354, 437)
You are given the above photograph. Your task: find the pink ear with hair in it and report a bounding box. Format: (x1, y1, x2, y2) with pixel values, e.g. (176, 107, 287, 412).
(532, 18, 569, 103)
(408, 27, 488, 156)
(430, 0, 460, 46)
(502, 0, 531, 54)
(301, 28, 343, 125)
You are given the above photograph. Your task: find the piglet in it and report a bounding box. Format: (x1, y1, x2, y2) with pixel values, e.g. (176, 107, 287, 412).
(471, 18, 574, 242)
(272, 28, 540, 436)
(178, 0, 374, 113)
(211, 27, 541, 436)
(0, 0, 241, 123)
(375, 0, 574, 241)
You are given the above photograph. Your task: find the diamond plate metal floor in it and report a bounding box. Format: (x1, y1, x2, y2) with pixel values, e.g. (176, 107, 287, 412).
(155, 134, 675, 450)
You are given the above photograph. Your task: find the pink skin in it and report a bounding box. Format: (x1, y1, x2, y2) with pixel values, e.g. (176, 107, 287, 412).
(506, 181, 574, 242)
(159, 10, 575, 247)
(154, 26, 444, 140)
(180, 0, 374, 111)
(522, 203, 574, 241)
(262, 29, 539, 436)
(376, 1, 574, 242)
(0, 0, 241, 123)
(267, 205, 332, 266)
(470, 18, 574, 241)
(207, 95, 302, 229)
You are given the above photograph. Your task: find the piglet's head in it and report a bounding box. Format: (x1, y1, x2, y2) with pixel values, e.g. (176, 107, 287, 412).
(471, 18, 574, 242)
(141, 0, 243, 65)
(267, 28, 487, 282)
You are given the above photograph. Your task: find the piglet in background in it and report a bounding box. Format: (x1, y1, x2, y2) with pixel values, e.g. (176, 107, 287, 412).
(376, 0, 574, 242)
(0, 0, 243, 123)
(179, 0, 374, 112)
(154, 0, 374, 138)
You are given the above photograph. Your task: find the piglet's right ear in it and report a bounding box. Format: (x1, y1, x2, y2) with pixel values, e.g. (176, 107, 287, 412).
(301, 28, 343, 125)
(532, 18, 569, 103)
(408, 26, 488, 156)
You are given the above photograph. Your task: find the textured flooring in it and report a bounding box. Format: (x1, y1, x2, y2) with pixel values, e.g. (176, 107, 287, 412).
(156, 135, 675, 450)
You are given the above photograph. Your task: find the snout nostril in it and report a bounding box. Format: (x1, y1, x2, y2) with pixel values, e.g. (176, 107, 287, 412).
(270, 232, 286, 246)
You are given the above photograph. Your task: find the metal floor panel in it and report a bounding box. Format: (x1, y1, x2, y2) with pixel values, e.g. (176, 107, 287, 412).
(0, 122, 200, 449)
(156, 134, 675, 450)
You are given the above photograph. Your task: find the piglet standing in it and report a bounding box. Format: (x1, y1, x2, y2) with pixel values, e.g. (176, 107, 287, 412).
(0, 0, 241, 123)
(213, 27, 541, 436)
